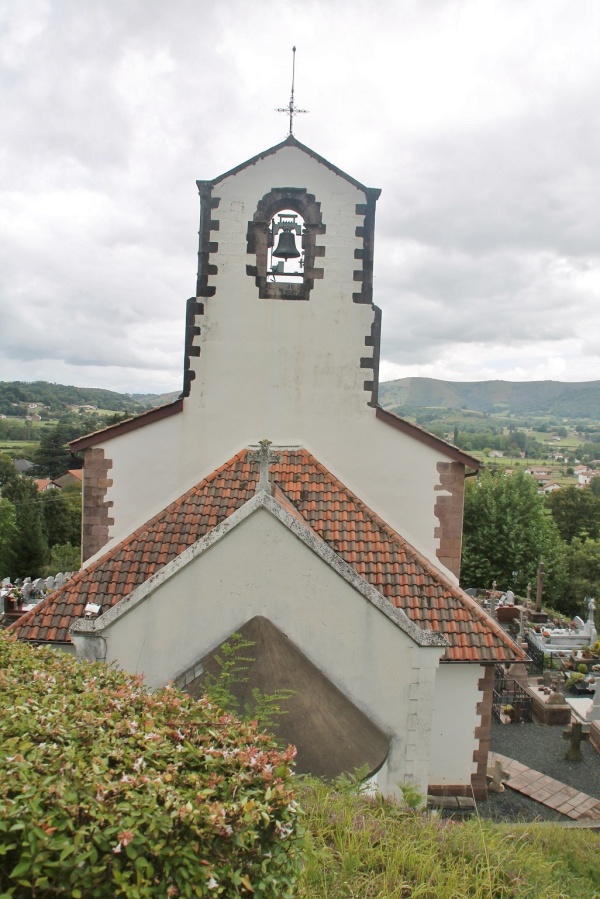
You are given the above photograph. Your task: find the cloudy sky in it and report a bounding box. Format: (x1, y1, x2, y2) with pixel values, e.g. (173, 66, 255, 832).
(1, 0, 599, 394)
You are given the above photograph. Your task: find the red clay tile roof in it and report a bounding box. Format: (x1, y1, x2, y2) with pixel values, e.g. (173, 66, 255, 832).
(10, 449, 521, 662)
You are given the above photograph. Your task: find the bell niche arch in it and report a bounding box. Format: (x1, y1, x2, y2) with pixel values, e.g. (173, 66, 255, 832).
(246, 188, 325, 301)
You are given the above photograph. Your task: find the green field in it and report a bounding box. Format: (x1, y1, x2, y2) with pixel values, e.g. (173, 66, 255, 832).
(0, 441, 38, 455)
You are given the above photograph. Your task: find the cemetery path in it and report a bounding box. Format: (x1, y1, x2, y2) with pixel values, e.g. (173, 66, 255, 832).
(489, 752, 600, 821)
(476, 720, 600, 822)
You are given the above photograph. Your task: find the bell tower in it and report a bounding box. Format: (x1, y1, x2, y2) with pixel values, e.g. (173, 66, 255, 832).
(183, 135, 382, 440)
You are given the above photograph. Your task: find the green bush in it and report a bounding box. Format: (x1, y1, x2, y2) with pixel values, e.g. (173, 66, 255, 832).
(0, 634, 302, 897)
(565, 671, 586, 691)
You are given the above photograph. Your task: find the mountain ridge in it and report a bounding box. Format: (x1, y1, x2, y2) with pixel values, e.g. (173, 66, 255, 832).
(0, 378, 598, 420)
(378, 378, 600, 418)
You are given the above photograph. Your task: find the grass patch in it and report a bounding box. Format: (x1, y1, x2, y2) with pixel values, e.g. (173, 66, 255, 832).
(0, 441, 39, 455)
(297, 779, 600, 898)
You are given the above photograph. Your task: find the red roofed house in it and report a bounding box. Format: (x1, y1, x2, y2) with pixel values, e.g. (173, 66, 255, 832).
(11, 136, 522, 798)
(53, 469, 83, 489)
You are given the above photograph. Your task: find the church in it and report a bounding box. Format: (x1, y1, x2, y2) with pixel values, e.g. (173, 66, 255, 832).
(12, 134, 523, 798)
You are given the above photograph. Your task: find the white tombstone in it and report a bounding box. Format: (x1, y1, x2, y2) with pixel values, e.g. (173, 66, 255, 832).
(54, 573, 66, 587)
(44, 576, 55, 591)
(1, 577, 11, 588)
(586, 680, 600, 722)
(586, 598, 597, 647)
(32, 578, 44, 592)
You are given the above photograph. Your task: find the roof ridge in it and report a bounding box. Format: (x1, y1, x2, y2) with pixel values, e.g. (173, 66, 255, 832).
(209, 135, 379, 196)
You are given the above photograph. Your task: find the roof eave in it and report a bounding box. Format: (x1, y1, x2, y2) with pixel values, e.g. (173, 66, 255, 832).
(375, 406, 481, 469)
(69, 398, 184, 452)
(207, 134, 381, 197)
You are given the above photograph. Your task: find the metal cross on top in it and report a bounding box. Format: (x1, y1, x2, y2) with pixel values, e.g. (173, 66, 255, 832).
(276, 46, 308, 136)
(248, 439, 281, 494)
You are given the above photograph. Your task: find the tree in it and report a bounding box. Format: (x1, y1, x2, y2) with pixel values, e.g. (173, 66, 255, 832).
(0, 452, 18, 492)
(545, 486, 600, 543)
(44, 541, 81, 574)
(41, 488, 81, 548)
(0, 497, 16, 578)
(31, 423, 74, 478)
(2, 478, 48, 578)
(590, 475, 600, 497)
(562, 537, 600, 618)
(461, 469, 566, 604)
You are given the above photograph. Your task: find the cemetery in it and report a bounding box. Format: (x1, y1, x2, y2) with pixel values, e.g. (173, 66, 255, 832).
(475, 587, 600, 822)
(0, 573, 74, 626)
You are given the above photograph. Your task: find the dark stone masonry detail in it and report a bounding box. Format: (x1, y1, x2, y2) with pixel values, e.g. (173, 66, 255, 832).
(182, 299, 204, 398)
(434, 461, 465, 578)
(82, 447, 114, 562)
(246, 187, 325, 302)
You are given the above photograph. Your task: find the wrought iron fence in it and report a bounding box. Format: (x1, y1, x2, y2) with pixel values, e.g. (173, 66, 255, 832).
(492, 666, 533, 723)
(525, 632, 546, 674)
(524, 632, 572, 674)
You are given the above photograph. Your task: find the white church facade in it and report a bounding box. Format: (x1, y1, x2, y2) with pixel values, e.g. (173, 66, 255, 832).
(12, 135, 523, 798)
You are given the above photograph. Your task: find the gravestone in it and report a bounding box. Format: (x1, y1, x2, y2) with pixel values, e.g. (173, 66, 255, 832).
(563, 722, 589, 762)
(487, 759, 510, 793)
(586, 681, 600, 722)
(507, 662, 528, 685)
(547, 690, 566, 705)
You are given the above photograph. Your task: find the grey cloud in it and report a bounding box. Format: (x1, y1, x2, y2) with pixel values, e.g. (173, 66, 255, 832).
(1, 0, 599, 390)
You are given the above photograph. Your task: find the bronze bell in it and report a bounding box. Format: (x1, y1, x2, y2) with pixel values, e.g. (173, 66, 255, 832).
(272, 228, 300, 259)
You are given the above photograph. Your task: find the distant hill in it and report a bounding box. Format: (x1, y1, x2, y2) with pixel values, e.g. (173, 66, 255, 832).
(379, 378, 600, 419)
(0, 381, 178, 415)
(2, 378, 599, 422)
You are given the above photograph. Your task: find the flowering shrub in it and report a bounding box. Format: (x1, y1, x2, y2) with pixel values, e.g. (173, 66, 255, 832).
(0, 633, 302, 897)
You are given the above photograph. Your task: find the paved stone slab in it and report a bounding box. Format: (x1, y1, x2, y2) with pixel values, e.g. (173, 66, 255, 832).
(489, 752, 600, 821)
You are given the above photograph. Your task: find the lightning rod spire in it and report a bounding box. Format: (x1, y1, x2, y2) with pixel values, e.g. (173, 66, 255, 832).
(276, 46, 308, 136)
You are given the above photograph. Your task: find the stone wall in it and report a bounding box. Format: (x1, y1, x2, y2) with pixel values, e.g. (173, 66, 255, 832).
(82, 447, 113, 562)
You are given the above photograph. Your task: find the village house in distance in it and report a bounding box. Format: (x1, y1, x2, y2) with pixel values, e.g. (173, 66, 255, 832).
(11, 134, 523, 799)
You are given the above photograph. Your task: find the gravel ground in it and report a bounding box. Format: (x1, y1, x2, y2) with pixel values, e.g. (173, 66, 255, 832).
(475, 719, 600, 823)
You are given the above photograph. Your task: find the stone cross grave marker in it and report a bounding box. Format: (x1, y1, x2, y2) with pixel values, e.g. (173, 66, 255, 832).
(563, 721, 589, 762)
(487, 759, 510, 793)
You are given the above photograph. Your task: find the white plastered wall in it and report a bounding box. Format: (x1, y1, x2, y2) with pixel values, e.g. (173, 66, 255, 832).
(428, 663, 482, 786)
(85, 145, 459, 576)
(98, 506, 445, 797)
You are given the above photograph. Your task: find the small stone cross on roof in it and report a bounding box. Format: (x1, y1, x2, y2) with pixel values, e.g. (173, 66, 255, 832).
(248, 439, 281, 495)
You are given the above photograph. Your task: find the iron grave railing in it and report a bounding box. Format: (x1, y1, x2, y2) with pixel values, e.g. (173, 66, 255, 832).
(492, 666, 533, 723)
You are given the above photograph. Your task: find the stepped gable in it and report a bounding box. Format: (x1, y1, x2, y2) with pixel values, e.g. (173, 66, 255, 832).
(10, 448, 521, 662)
